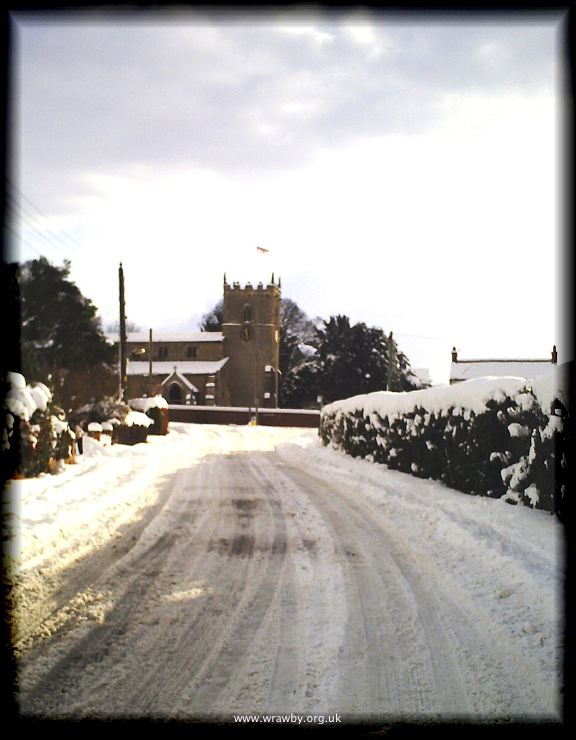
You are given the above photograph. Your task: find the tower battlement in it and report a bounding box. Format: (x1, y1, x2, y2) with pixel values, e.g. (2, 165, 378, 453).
(223, 273, 281, 293)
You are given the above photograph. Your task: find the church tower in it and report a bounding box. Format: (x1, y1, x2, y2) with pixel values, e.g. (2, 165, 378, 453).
(222, 274, 281, 408)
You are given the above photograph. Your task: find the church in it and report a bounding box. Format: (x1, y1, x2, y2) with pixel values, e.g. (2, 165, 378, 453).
(112, 275, 281, 408)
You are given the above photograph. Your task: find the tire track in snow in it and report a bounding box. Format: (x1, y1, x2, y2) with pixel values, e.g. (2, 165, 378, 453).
(16, 427, 560, 721)
(152, 453, 291, 717)
(277, 455, 560, 720)
(273, 459, 466, 718)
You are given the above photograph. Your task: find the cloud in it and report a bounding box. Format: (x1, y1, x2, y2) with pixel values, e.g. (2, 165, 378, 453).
(13, 10, 560, 192)
(10, 9, 563, 385)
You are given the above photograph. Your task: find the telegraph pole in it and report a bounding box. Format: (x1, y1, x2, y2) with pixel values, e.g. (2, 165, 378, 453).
(118, 262, 128, 400)
(386, 331, 396, 392)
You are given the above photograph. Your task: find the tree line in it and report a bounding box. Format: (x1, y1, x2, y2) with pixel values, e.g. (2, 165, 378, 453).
(4, 257, 424, 414)
(201, 297, 422, 408)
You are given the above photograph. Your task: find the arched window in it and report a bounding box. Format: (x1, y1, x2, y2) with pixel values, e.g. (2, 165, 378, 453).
(243, 303, 252, 323)
(168, 383, 183, 403)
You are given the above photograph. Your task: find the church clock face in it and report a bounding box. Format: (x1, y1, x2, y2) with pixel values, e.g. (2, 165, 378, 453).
(240, 324, 253, 342)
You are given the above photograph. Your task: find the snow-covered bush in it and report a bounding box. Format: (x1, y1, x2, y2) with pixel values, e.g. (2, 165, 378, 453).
(113, 410, 153, 446)
(2, 372, 74, 478)
(320, 367, 569, 518)
(129, 396, 169, 435)
(69, 395, 130, 429)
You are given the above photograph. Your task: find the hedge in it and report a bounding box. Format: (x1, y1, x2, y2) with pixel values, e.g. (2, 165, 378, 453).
(320, 368, 569, 519)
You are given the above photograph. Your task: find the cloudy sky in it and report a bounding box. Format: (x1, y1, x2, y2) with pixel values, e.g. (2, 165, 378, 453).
(8, 7, 567, 384)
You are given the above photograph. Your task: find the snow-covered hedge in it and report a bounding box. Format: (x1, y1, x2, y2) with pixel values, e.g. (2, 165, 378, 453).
(320, 367, 569, 518)
(129, 396, 169, 435)
(2, 372, 75, 478)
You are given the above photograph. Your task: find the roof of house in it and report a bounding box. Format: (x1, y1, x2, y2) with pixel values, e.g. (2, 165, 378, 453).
(126, 358, 229, 376)
(107, 331, 223, 344)
(450, 359, 553, 382)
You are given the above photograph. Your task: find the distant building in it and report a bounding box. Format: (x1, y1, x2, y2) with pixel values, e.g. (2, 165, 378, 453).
(449, 346, 557, 384)
(108, 275, 281, 407)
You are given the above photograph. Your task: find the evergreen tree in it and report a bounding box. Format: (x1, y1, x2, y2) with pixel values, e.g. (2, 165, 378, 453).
(18, 257, 116, 410)
(200, 300, 224, 331)
(299, 315, 418, 406)
(1, 261, 20, 378)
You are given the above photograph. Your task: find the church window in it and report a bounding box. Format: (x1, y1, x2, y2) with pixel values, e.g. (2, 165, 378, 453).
(243, 303, 252, 323)
(187, 346, 197, 359)
(158, 346, 168, 359)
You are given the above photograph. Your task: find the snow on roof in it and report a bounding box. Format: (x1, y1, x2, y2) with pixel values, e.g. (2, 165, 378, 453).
(160, 371, 199, 392)
(106, 331, 223, 343)
(127, 358, 229, 376)
(450, 359, 553, 382)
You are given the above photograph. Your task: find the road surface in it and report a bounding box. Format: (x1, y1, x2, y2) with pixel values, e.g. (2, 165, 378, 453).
(13, 425, 562, 722)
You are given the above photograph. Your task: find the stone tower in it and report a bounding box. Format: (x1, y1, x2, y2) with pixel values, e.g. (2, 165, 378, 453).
(222, 275, 281, 408)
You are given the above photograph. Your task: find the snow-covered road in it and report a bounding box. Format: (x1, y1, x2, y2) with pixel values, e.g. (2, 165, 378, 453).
(7, 423, 564, 722)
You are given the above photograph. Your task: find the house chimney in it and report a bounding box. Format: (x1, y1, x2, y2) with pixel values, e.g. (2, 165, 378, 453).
(451, 347, 458, 363)
(551, 345, 557, 364)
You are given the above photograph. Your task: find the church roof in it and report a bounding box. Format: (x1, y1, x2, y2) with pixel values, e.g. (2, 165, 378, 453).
(107, 331, 223, 343)
(126, 358, 229, 376)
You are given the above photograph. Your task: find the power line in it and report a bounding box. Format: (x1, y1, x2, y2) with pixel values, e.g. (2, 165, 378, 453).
(7, 189, 79, 253)
(394, 332, 450, 342)
(5, 178, 85, 254)
(4, 222, 45, 259)
(6, 193, 72, 257)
